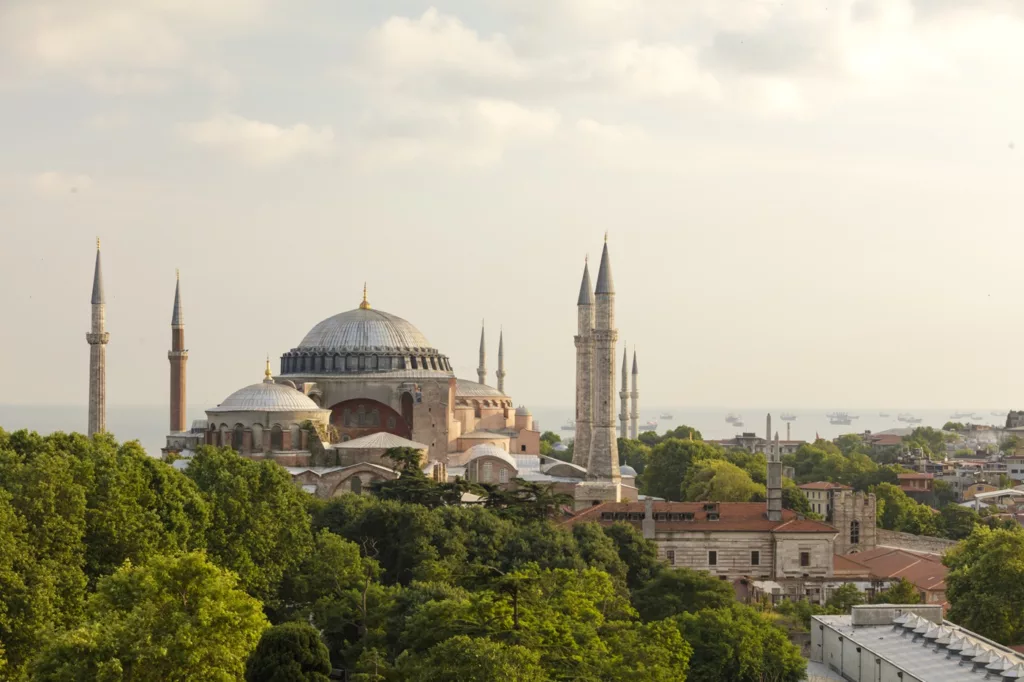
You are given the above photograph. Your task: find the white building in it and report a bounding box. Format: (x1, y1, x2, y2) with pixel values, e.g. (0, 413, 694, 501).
(811, 605, 1024, 681)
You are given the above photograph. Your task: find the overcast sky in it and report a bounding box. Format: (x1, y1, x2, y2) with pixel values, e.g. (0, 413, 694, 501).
(1, 0, 1023, 412)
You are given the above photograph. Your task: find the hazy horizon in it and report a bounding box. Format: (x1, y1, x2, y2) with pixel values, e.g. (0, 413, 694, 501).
(3, 0, 1023, 412)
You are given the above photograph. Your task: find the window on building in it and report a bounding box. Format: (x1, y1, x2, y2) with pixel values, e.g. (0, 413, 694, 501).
(850, 520, 860, 545)
(482, 462, 493, 482)
(800, 552, 810, 567)
(708, 551, 717, 566)
(499, 468, 508, 483)
(751, 551, 760, 566)
(521, 445, 527, 452)
(666, 550, 675, 565)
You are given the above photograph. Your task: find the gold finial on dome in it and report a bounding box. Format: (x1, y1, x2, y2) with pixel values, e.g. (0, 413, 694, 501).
(264, 355, 272, 381)
(176, 268, 179, 280)
(96, 236, 100, 250)
(604, 231, 608, 243)
(359, 282, 371, 310)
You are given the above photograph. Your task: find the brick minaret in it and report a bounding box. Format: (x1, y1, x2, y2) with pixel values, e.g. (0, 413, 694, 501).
(168, 270, 187, 433)
(630, 350, 639, 439)
(588, 237, 620, 481)
(477, 322, 487, 384)
(86, 239, 109, 436)
(496, 328, 506, 393)
(572, 259, 594, 470)
(619, 346, 629, 437)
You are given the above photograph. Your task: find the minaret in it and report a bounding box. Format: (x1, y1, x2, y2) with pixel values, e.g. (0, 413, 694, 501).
(86, 239, 109, 437)
(766, 417, 783, 521)
(588, 236, 620, 481)
(168, 270, 187, 433)
(572, 260, 595, 470)
(477, 321, 487, 384)
(630, 350, 639, 439)
(619, 346, 629, 437)
(496, 328, 506, 393)
(786, 421, 791, 442)
(766, 413, 772, 452)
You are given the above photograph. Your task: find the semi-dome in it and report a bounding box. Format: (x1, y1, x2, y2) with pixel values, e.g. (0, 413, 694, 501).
(299, 307, 432, 352)
(208, 378, 322, 413)
(465, 443, 518, 469)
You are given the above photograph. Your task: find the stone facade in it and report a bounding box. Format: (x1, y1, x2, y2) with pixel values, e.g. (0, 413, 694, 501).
(832, 490, 877, 555)
(587, 241, 620, 482)
(87, 243, 108, 437)
(573, 261, 594, 470)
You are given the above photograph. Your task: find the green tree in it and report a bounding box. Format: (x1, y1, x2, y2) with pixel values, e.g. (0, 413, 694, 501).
(945, 526, 1024, 644)
(825, 583, 865, 613)
(939, 504, 982, 540)
(835, 434, 866, 457)
(394, 635, 547, 682)
(872, 577, 921, 605)
(571, 522, 628, 588)
(641, 439, 723, 501)
(781, 478, 815, 516)
(32, 552, 268, 682)
(602, 522, 662, 589)
(617, 438, 652, 474)
(539, 431, 560, 457)
(1001, 435, 1021, 455)
(246, 622, 331, 682)
(676, 603, 805, 682)
(874, 483, 939, 536)
(682, 459, 764, 502)
(599, 619, 692, 681)
(943, 422, 967, 432)
(632, 568, 735, 621)
(185, 446, 314, 602)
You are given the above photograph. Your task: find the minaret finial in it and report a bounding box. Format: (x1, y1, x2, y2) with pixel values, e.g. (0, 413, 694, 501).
(96, 236, 100, 250)
(176, 268, 179, 280)
(265, 355, 272, 381)
(604, 231, 608, 243)
(359, 282, 371, 310)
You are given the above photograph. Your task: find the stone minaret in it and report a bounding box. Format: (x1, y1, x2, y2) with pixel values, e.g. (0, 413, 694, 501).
(86, 239, 109, 437)
(588, 237, 620, 481)
(477, 322, 487, 384)
(496, 328, 506, 393)
(766, 412, 772, 449)
(766, 416, 783, 521)
(168, 270, 187, 433)
(572, 260, 594, 470)
(630, 351, 639, 439)
(619, 346, 629, 437)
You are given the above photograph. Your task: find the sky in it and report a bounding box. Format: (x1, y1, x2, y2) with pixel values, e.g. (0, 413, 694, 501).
(1, 0, 1023, 413)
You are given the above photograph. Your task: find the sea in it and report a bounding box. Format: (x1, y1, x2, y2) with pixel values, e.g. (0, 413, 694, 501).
(0, 404, 1006, 458)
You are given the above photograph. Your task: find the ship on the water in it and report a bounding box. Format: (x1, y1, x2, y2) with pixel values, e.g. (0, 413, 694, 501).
(659, 413, 673, 420)
(897, 413, 923, 424)
(827, 412, 859, 426)
(879, 412, 891, 418)
(640, 420, 658, 432)
(560, 418, 575, 431)
(950, 411, 974, 419)
(780, 413, 797, 421)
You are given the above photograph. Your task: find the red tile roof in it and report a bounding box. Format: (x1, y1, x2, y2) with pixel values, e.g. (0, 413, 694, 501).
(798, 481, 852, 491)
(897, 473, 934, 480)
(838, 547, 947, 591)
(563, 501, 837, 533)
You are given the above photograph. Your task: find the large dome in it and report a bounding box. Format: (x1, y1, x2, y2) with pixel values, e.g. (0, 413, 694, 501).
(298, 308, 431, 351)
(208, 379, 323, 413)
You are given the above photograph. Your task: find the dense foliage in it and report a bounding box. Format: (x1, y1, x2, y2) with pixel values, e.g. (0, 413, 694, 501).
(945, 526, 1024, 645)
(0, 428, 808, 681)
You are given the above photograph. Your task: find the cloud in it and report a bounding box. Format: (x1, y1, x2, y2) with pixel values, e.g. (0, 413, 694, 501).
(31, 171, 94, 196)
(179, 113, 335, 165)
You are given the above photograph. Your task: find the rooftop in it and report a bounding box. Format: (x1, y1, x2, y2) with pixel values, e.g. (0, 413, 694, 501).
(564, 501, 837, 533)
(208, 379, 325, 413)
(898, 472, 935, 480)
(838, 547, 947, 591)
(798, 481, 853, 491)
(330, 432, 428, 450)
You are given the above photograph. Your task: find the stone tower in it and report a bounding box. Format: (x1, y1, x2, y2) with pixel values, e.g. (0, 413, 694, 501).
(588, 238, 620, 481)
(86, 239, 109, 437)
(572, 260, 594, 470)
(630, 351, 639, 439)
(766, 415, 783, 521)
(832, 490, 877, 555)
(496, 328, 506, 393)
(477, 322, 487, 384)
(619, 346, 629, 437)
(168, 270, 188, 433)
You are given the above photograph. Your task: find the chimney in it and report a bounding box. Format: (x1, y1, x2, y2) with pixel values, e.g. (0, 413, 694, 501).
(642, 498, 656, 539)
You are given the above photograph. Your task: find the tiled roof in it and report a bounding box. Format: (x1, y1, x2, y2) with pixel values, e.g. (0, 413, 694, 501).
(839, 547, 947, 591)
(898, 473, 934, 480)
(563, 501, 837, 533)
(798, 481, 852, 490)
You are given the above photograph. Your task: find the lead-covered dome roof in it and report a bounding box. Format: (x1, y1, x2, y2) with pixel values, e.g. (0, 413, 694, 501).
(208, 379, 323, 413)
(299, 308, 432, 352)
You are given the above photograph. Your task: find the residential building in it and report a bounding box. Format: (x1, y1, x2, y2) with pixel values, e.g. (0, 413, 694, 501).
(810, 605, 1024, 681)
(960, 488, 1024, 512)
(962, 483, 999, 501)
(897, 472, 933, 499)
(714, 433, 805, 455)
(833, 547, 947, 608)
(799, 482, 852, 519)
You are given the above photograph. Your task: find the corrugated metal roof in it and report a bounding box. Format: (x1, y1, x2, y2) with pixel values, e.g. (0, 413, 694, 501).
(298, 308, 434, 352)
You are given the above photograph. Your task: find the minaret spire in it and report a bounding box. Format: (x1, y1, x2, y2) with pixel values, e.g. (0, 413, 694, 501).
(573, 261, 595, 470)
(477, 321, 487, 384)
(168, 270, 188, 433)
(630, 349, 639, 439)
(496, 327, 506, 393)
(619, 345, 629, 437)
(87, 239, 109, 436)
(588, 237, 620, 481)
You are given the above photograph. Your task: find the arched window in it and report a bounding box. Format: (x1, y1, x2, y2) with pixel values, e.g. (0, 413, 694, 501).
(251, 424, 263, 452)
(483, 462, 493, 483)
(499, 468, 508, 484)
(350, 476, 362, 494)
(850, 520, 860, 546)
(270, 425, 283, 450)
(232, 424, 244, 451)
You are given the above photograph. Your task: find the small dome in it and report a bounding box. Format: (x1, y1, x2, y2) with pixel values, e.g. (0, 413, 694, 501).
(619, 465, 638, 477)
(515, 405, 531, 416)
(465, 443, 518, 470)
(208, 380, 321, 413)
